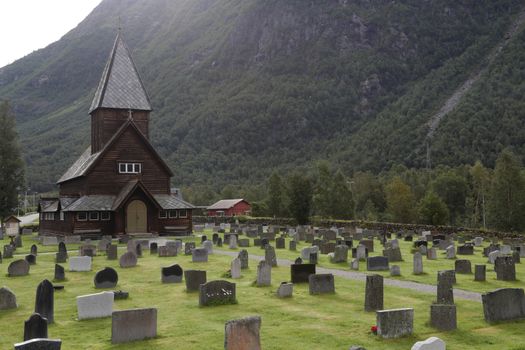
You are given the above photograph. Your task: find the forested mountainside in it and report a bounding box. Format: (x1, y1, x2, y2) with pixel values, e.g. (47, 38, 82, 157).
(0, 0, 523, 198)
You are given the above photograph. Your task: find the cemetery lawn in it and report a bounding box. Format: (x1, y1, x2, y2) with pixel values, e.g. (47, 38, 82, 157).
(214, 234, 525, 294)
(0, 235, 524, 349)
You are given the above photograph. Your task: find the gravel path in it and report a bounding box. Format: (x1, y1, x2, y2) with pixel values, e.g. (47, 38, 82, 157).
(214, 249, 482, 302)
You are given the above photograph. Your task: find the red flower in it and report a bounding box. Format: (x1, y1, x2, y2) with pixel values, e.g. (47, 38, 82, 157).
(371, 326, 378, 334)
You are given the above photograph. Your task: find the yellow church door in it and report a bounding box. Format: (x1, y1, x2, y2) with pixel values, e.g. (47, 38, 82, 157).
(127, 200, 147, 233)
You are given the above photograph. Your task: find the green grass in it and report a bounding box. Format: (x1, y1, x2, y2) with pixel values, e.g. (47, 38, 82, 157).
(0, 234, 524, 349)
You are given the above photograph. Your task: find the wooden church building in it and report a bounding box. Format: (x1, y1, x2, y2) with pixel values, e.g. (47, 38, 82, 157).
(39, 33, 194, 237)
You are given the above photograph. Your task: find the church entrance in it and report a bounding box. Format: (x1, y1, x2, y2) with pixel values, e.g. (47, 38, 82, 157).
(126, 200, 147, 233)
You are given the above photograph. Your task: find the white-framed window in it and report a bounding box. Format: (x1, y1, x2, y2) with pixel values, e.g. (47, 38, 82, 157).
(168, 210, 177, 218)
(179, 209, 187, 218)
(159, 210, 167, 219)
(89, 212, 99, 221)
(77, 212, 88, 221)
(60, 212, 65, 221)
(44, 213, 55, 221)
(118, 162, 142, 174)
(101, 212, 111, 221)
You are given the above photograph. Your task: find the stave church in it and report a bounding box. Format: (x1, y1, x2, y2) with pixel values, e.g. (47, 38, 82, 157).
(39, 32, 194, 237)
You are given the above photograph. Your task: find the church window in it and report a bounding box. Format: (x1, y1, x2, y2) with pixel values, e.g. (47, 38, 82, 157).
(89, 211, 99, 221)
(159, 210, 167, 219)
(77, 212, 88, 221)
(168, 210, 178, 218)
(101, 212, 111, 221)
(179, 210, 187, 218)
(118, 162, 141, 174)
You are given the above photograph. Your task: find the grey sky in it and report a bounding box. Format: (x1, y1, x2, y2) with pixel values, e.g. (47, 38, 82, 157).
(0, 0, 101, 68)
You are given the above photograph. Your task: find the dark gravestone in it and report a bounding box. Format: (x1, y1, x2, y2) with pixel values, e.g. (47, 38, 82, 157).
(30, 244, 38, 256)
(289, 240, 297, 251)
(150, 242, 158, 255)
(320, 242, 336, 254)
(457, 245, 474, 255)
(0, 286, 17, 310)
(184, 270, 207, 292)
(212, 233, 219, 244)
(54, 264, 65, 281)
(15, 235, 22, 248)
(383, 248, 403, 262)
(185, 242, 195, 255)
(495, 256, 516, 281)
(107, 245, 117, 260)
(430, 304, 457, 331)
(295, 257, 303, 264)
(23, 313, 48, 341)
(475, 264, 486, 281)
(161, 264, 183, 283)
(201, 235, 208, 243)
(265, 246, 277, 267)
(260, 238, 269, 249)
(482, 288, 525, 322)
(437, 272, 454, 305)
(238, 250, 249, 269)
(199, 280, 236, 306)
(483, 244, 500, 257)
(365, 274, 384, 312)
(58, 242, 67, 255)
(344, 240, 353, 248)
(253, 238, 261, 247)
(94, 267, 118, 288)
(238, 238, 250, 247)
(15, 338, 62, 350)
(351, 247, 368, 259)
(455, 259, 472, 274)
(55, 252, 67, 263)
(366, 256, 389, 271)
(35, 279, 54, 324)
(217, 237, 223, 247)
(309, 252, 318, 265)
(113, 291, 129, 300)
(308, 274, 335, 295)
(135, 244, 142, 258)
(25, 254, 36, 265)
(8, 259, 30, 276)
(404, 235, 413, 242)
(414, 240, 428, 248)
(192, 248, 208, 262)
(290, 264, 316, 283)
(276, 237, 285, 249)
(359, 239, 374, 253)
(4, 245, 14, 258)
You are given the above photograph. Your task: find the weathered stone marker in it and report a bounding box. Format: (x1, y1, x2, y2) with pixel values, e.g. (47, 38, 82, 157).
(256, 260, 271, 287)
(15, 338, 62, 350)
(54, 264, 65, 281)
(161, 264, 183, 283)
(376, 308, 414, 338)
(184, 270, 206, 292)
(482, 288, 525, 322)
(365, 274, 383, 311)
(24, 313, 48, 341)
(8, 259, 30, 276)
(224, 315, 261, 350)
(111, 308, 157, 343)
(199, 280, 236, 306)
(430, 304, 457, 331)
(119, 251, 138, 268)
(35, 279, 54, 324)
(77, 291, 114, 320)
(308, 274, 335, 295)
(0, 286, 17, 310)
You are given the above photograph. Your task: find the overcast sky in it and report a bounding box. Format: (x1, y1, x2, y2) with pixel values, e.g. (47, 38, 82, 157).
(0, 0, 101, 68)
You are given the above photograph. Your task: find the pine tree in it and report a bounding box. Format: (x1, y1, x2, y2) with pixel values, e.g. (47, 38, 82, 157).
(488, 150, 525, 231)
(0, 101, 25, 221)
(287, 173, 313, 225)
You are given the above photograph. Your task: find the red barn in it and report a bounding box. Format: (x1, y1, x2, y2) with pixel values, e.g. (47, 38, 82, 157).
(207, 199, 251, 217)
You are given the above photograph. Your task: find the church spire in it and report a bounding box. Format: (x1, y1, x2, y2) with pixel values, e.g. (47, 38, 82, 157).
(89, 32, 152, 113)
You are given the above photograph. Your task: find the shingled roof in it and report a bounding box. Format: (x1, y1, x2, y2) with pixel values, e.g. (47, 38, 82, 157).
(207, 199, 248, 210)
(89, 32, 152, 113)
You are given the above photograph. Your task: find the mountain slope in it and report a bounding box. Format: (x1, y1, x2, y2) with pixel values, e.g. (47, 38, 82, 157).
(0, 0, 523, 194)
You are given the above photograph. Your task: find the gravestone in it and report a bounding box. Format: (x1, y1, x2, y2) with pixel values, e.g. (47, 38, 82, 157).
(474, 264, 486, 281)
(192, 248, 208, 262)
(390, 265, 401, 276)
(111, 308, 157, 344)
(24, 313, 48, 341)
(0, 286, 17, 310)
(455, 259, 472, 274)
(184, 270, 206, 292)
(474, 237, 484, 247)
(275, 237, 285, 249)
(54, 264, 65, 281)
(238, 238, 250, 247)
(217, 237, 223, 247)
(185, 242, 196, 255)
(107, 245, 118, 260)
(79, 244, 96, 257)
(201, 235, 208, 243)
(290, 263, 316, 283)
(356, 245, 368, 261)
(256, 261, 271, 287)
(427, 247, 437, 260)
(161, 264, 183, 283)
(25, 254, 36, 265)
(55, 251, 67, 263)
(224, 315, 261, 350)
(383, 248, 402, 262)
(376, 308, 414, 338)
(265, 246, 277, 267)
(119, 251, 138, 268)
(135, 243, 142, 258)
(482, 288, 525, 322)
(289, 240, 297, 251)
(495, 256, 516, 281)
(238, 250, 249, 269)
(308, 274, 335, 295)
(430, 304, 457, 331)
(488, 250, 501, 264)
(150, 242, 158, 255)
(411, 337, 446, 350)
(69, 256, 92, 272)
(309, 252, 318, 265)
(367, 256, 389, 271)
(300, 246, 318, 260)
(413, 252, 423, 275)
(457, 245, 474, 255)
(229, 235, 238, 249)
(276, 282, 293, 298)
(436, 272, 454, 304)
(359, 239, 374, 252)
(15, 235, 22, 248)
(203, 240, 214, 254)
(350, 258, 359, 270)
(35, 279, 54, 323)
(231, 258, 241, 279)
(4, 245, 14, 258)
(320, 242, 336, 255)
(365, 274, 383, 311)
(294, 257, 303, 264)
(199, 280, 236, 306)
(331, 245, 348, 263)
(8, 259, 30, 276)
(94, 267, 118, 288)
(15, 338, 62, 350)
(77, 291, 114, 320)
(30, 244, 37, 256)
(212, 233, 219, 244)
(445, 245, 456, 259)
